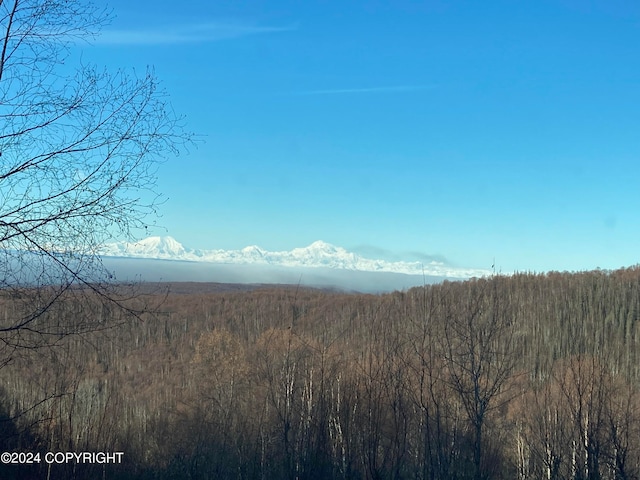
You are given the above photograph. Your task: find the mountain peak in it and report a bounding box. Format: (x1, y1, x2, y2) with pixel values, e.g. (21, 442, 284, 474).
(241, 245, 266, 257)
(99, 236, 492, 278)
(137, 235, 180, 246)
(306, 240, 338, 251)
(106, 236, 187, 259)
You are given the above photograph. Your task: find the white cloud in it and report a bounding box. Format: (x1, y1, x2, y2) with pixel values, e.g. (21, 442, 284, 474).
(290, 85, 436, 95)
(96, 22, 296, 46)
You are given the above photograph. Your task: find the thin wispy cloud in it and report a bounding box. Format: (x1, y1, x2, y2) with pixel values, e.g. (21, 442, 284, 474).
(290, 85, 436, 95)
(96, 22, 296, 46)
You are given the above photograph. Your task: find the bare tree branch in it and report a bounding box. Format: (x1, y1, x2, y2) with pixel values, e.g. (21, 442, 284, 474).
(0, 0, 191, 352)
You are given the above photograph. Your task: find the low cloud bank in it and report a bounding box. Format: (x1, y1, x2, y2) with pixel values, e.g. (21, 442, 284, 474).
(101, 257, 451, 293)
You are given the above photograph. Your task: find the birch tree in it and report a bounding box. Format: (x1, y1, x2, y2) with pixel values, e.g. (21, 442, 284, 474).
(0, 0, 187, 350)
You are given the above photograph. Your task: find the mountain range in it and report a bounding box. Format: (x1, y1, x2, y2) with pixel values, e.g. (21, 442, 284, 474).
(99, 236, 491, 279)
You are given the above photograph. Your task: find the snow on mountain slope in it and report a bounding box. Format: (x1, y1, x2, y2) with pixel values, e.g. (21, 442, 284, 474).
(99, 236, 491, 279)
(103, 236, 187, 259)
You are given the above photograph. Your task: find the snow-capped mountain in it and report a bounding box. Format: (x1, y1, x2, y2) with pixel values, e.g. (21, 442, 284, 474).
(99, 236, 491, 279)
(103, 236, 187, 259)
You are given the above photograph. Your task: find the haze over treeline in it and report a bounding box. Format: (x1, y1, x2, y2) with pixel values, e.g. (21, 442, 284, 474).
(2, 267, 640, 479)
(101, 256, 448, 293)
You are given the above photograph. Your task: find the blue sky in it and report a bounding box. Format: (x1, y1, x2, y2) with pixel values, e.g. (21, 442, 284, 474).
(80, 0, 640, 273)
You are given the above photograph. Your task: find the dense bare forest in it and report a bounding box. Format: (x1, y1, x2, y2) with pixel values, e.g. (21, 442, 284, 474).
(2, 268, 640, 479)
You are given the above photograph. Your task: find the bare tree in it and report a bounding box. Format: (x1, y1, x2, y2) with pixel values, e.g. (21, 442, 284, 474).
(0, 0, 188, 350)
(442, 278, 518, 480)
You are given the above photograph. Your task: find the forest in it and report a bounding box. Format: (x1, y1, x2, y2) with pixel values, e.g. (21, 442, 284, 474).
(1, 268, 640, 480)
